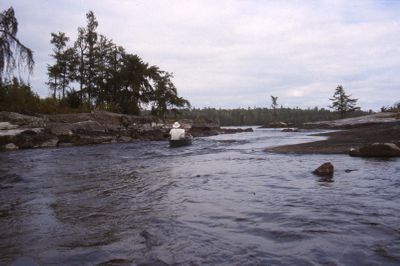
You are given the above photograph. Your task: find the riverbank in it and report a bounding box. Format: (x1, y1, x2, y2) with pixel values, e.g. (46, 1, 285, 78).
(265, 112, 400, 154)
(0, 111, 252, 151)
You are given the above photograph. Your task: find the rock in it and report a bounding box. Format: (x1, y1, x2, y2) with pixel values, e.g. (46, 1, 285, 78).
(73, 135, 116, 145)
(39, 137, 59, 148)
(58, 142, 74, 148)
(313, 162, 334, 177)
(303, 112, 398, 129)
(0, 111, 45, 128)
(269, 121, 288, 128)
(70, 120, 106, 135)
(349, 143, 400, 157)
(345, 169, 357, 173)
(0, 128, 45, 148)
(48, 123, 74, 136)
(15, 130, 55, 149)
(4, 143, 18, 151)
(44, 113, 93, 124)
(281, 128, 299, 132)
(0, 122, 19, 130)
(118, 136, 133, 142)
(219, 127, 254, 134)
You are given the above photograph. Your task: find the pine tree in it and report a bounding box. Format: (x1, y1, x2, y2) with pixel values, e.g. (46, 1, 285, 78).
(47, 32, 70, 99)
(329, 85, 360, 118)
(0, 7, 34, 84)
(270, 95, 278, 121)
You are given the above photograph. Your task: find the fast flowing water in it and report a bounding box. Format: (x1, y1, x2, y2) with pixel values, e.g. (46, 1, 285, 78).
(1, 128, 400, 265)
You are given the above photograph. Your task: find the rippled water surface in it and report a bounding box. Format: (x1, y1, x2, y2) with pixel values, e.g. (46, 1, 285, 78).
(1, 128, 400, 265)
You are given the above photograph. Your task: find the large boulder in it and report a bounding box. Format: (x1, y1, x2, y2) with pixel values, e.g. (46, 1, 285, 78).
(0, 111, 45, 128)
(349, 143, 400, 157)
(313, 162, 334, 177)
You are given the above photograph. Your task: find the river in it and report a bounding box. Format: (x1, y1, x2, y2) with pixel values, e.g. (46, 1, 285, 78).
(1, 128, 399, 265)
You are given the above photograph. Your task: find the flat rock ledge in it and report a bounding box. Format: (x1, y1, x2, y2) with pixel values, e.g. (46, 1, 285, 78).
(0, 111, 251, 151)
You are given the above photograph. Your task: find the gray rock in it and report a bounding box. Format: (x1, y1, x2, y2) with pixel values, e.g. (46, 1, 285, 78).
(281, 128, 299, 132)
(313, 162, 334, 177)
(269, 121, 288, 128)
(48, 123, 73, 136)
(70, 120, 106, 134)
(118, 136, 133, 142)
(349, 142, 400, 157)
(0, 111, 45, 128)
(39, 137, 59, 148)
(4, 143, 18, 150)
(0, 122, 19, 130)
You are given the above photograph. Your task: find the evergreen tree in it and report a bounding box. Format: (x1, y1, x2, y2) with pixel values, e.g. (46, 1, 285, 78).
(47, 32, 71, 99)
(0, 7, 34, 84)
(329, 85, 359, 118)
(83, 11, 98, 105)
(74, 27, 87, 102)
(270, 95, 278, 121)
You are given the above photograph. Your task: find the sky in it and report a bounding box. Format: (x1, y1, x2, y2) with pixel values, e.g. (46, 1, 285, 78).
(1, 0, 400, 110)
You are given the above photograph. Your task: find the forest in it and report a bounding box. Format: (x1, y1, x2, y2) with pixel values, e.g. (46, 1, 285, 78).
(169, 107, 369, 126)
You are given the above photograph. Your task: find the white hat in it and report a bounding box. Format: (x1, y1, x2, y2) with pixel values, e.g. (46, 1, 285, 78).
(172, 122, 181, 128)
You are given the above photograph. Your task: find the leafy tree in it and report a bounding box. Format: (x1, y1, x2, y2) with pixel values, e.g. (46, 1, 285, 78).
(0, 7, 34, 84)
(329, 85, 359, 118)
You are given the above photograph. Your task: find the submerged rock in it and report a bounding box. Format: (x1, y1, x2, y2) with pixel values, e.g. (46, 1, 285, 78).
(4, 143, 18, 151)
(281, 128, 299, 132)
(349, 143, 400, 157)
(313, 162, 334, 177)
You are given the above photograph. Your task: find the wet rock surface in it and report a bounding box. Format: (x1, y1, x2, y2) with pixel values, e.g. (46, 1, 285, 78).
(266, 117, 400, 155)
(349, 143, 400, 157)
(313, 162, 334, 177)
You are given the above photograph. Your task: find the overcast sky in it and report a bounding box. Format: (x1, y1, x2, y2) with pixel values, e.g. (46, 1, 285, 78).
(2, 0, 400, 110)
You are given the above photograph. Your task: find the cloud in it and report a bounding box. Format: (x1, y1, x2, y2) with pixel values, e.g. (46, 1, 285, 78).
(1, 0, 400, 110)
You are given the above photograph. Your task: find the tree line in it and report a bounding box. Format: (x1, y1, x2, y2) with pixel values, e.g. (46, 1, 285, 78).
(46, 10, 189, 115)
(170, 106, 368, 126)
(0, 7, 189, 116)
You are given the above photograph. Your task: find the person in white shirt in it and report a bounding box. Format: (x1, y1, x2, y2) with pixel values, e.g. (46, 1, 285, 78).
(169, 122, 186, 140)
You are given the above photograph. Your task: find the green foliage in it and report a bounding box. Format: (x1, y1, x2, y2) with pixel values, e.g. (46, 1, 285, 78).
(0, 78, 39, 113)
(44, 10, 190, 116)
(171, 106, 368, 126)
(329, 85, 359, 118)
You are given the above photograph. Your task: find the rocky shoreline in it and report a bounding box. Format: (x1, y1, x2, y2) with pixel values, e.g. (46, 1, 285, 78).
(265, 112, 400, 156)
(0, 111, 253, 151)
